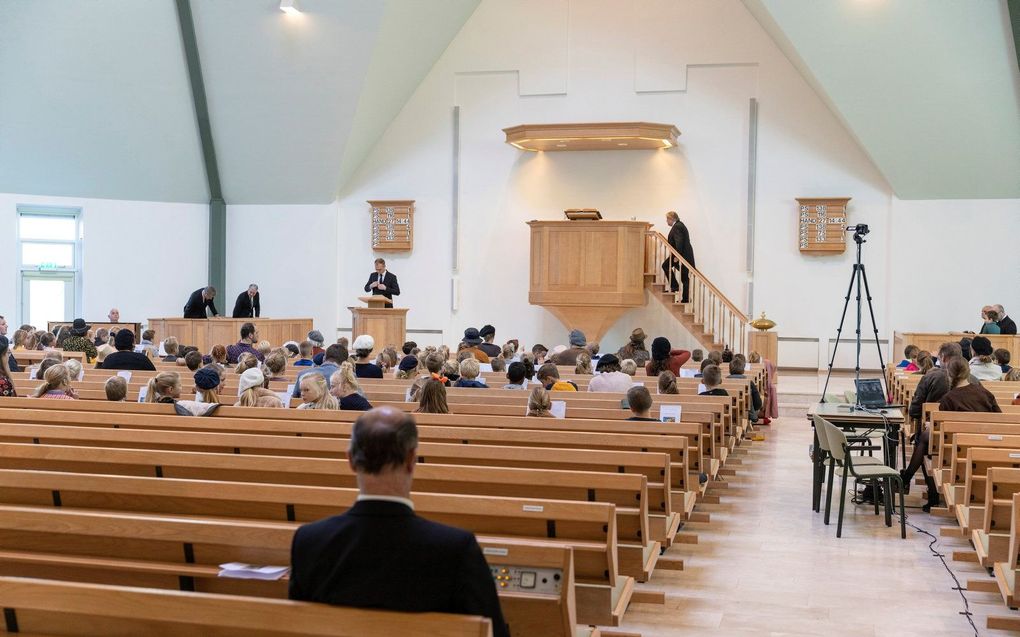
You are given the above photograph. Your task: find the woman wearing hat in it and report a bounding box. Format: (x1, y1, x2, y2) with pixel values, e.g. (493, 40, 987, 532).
(460, 328, 491, 363)
(351, 335, 384, 379)
(61, 318, 97, 363)
(969, 336, 1003, 381)
(616, 328, 650, 366)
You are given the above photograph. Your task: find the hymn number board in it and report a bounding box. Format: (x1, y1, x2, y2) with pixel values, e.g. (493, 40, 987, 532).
(368, 200, 414, 252)
(796, 197, 850, 254)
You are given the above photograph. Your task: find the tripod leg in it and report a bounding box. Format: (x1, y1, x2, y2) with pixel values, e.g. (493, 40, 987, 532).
(858, 264, 889, 396)
(821, 264, 859, 401)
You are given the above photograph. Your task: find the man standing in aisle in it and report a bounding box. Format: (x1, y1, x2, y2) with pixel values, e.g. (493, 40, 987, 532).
(232, 284, 261, 319)
(662, 210, 696, 303)
(183, 286, 219, 318)
(364, 258, 400, 308)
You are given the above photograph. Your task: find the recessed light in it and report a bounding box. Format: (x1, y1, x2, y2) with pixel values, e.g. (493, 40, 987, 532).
(617, 142, 628, 146)
(280, 0, 300, 15)
(556, 143, 567, 148)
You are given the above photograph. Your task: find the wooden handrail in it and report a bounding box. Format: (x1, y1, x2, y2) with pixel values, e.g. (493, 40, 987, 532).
(645, 231, 749, 354)
(647, 232, 746, 320)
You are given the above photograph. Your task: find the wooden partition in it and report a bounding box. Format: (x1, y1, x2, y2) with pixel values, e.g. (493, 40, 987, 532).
(893, 331, 1019, 362)
(528, 220, 649, 342)
(148, 318, 313, 352)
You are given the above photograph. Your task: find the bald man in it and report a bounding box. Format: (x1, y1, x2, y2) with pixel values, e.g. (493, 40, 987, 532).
(108, 308, 120, 323)
(289, 407, 507, 636)
(996, 304, 1017, 335)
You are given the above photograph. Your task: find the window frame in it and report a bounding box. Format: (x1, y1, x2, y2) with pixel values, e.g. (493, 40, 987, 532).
(16, 205, 83, 327)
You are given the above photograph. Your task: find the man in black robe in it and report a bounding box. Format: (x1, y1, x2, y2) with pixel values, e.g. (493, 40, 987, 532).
(662, 211, 696, 302)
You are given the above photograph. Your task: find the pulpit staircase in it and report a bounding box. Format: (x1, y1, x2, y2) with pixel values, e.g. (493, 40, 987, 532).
(644, 231, 749, 354)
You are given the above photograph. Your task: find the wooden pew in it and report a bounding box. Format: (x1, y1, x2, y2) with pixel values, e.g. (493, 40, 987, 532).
(0, 468, 633, 626)
(972, 468, 1020, 567)
(953, 446, 1020, 535)
(0, 576, 494, 637)
(993, 493, 1020, 611)
(0, 442, 669, 578)
(0, 506, 589, 637)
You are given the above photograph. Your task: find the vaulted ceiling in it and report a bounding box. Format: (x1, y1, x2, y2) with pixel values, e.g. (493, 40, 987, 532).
(743, 0, 1020, 200)
(0, 0, 479, 204)
(1, 0, 1017, 203)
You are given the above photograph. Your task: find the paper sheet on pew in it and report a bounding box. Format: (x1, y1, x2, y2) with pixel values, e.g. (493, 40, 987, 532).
(660, 404, 682, 423)
(697, 384, 707, 394)
(218, 563, 290, 580)
(158, 341, 167, 357)
(76, 368, 85, 382)
(27, 367, 37, 380)
(276, 391, 291, 406)
(405, 387, 413, 402)
(137, 386, 148, 403)
(478, 363, 493, 373)
(117, 371, 132, 383)
(550, 401, 566, 419)
(679, 369, 697, 378)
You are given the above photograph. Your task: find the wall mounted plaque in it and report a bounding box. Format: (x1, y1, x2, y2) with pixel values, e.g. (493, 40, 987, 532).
(796, 197, 850, 254)
(368, 200, 414, 252)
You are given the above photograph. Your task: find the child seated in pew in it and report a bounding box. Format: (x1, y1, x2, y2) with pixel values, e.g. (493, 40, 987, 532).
(536, 363, 577, 392)
(453, 358, 487, 388)
(441, 360, 460, 384)
(161, 337, 180, 363)
(63, 359, 83, 383)
(620, 359, 638, 376)
(263, 351, 288, 382)
(526, 387, 552, 417)
(104, 376, 127, 401)
(911, 351, 934, 375)
(698, 365, 728, 396)
(489, 356, 505, 373)
(234, 352, 258, 375)
(995, 348, 1012, 375)
(657, 370, 678, 395)
(897, 344, 920, 370)
(293, 341, 315, 367)
(194, 367, 222, 403)
(727, 355, 761, 421)
(693, 357, 713, 378)
(415, 378, 450, 414)
(395, 354, 418, 379)
(183, 350, 203, 372)
(235, 368, 283, 408)
(625, 386, 658, 421)
(32, 363, 75, 399)
(330, 362, 372, 411)
(297, 372, 338, 410)
(574, 352, 593, 375)
(503, 361, 528, 390)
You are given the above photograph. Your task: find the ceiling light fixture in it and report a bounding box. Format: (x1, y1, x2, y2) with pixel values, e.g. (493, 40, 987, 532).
(280, 0, 300, 15)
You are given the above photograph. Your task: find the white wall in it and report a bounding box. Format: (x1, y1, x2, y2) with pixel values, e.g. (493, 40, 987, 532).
(225, 203, 339, 337)
(0, 192, 208, 327)
(335, 0, 937, 365)
(888, 198, 1020, 333)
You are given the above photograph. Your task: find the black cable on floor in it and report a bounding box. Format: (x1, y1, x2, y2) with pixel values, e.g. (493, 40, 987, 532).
(899, 511, 979, 637)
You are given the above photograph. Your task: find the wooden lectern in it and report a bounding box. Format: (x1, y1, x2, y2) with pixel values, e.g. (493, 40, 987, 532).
(349, 297, 407, 350)
(528, 220, 650, 342)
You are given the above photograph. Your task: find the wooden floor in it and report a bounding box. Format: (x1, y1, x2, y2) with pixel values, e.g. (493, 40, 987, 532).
(622, 414, 1013, 636)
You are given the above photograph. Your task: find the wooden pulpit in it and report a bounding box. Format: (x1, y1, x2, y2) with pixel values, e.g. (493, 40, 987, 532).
(349, 298, 407, 351)
(528, 220, 650, 342)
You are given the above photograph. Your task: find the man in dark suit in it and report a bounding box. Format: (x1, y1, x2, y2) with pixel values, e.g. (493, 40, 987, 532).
(183, 286, 219, 319)
(662, 210, 696, 303)
(996, 304, 1017, 335)
(289, 407, 507, 637)
(231, 284, 261, 319)
(363, 258, 400, 308)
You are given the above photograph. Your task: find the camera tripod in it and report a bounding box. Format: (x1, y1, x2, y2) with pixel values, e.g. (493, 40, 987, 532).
(820, 225, 888, 407)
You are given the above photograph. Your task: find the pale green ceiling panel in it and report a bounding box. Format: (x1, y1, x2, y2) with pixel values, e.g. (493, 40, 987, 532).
(0, 0, 208, 202)
(747, 0, 1020, 199)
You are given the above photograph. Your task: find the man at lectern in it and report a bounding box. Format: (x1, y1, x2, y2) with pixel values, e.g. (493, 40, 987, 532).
(231, 284, 261, 318)
(663, 211, 696, 303)
(364, 258, 400, 308)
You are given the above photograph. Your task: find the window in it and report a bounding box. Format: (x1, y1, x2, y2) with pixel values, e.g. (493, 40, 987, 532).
(17, 206, 82, 329)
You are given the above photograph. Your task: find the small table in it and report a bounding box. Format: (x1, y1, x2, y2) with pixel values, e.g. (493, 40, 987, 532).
(807, 402, 906, 511)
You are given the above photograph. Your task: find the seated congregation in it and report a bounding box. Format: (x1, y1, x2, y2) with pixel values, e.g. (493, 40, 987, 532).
(0, 313, 770, 635)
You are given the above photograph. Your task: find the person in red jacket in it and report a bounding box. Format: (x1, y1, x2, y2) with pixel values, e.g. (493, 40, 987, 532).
(646, 336, 690, 376)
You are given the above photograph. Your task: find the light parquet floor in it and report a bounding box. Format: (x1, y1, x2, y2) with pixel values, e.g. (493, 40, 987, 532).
(620, 415, 1014, 636)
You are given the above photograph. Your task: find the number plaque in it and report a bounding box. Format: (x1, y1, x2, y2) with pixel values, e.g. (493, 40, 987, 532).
(796, 197, 850, 254)
(368, 200, 414, 252)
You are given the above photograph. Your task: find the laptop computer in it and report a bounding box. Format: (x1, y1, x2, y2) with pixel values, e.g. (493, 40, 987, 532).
(854, 378, 898, 409)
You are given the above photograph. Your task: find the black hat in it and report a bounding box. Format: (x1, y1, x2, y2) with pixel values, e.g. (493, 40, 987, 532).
(479, 325, 496, 338)
(596, 353, 620, 371)
(972, 336, 994, 357)
(651, 337, 671, 361)
(194, 367, 221, 391)
(70, 318, 90, 336)
(463, 328, 482, 346)
(114, 329, 135, 351)
(398, 355, 418, 372)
